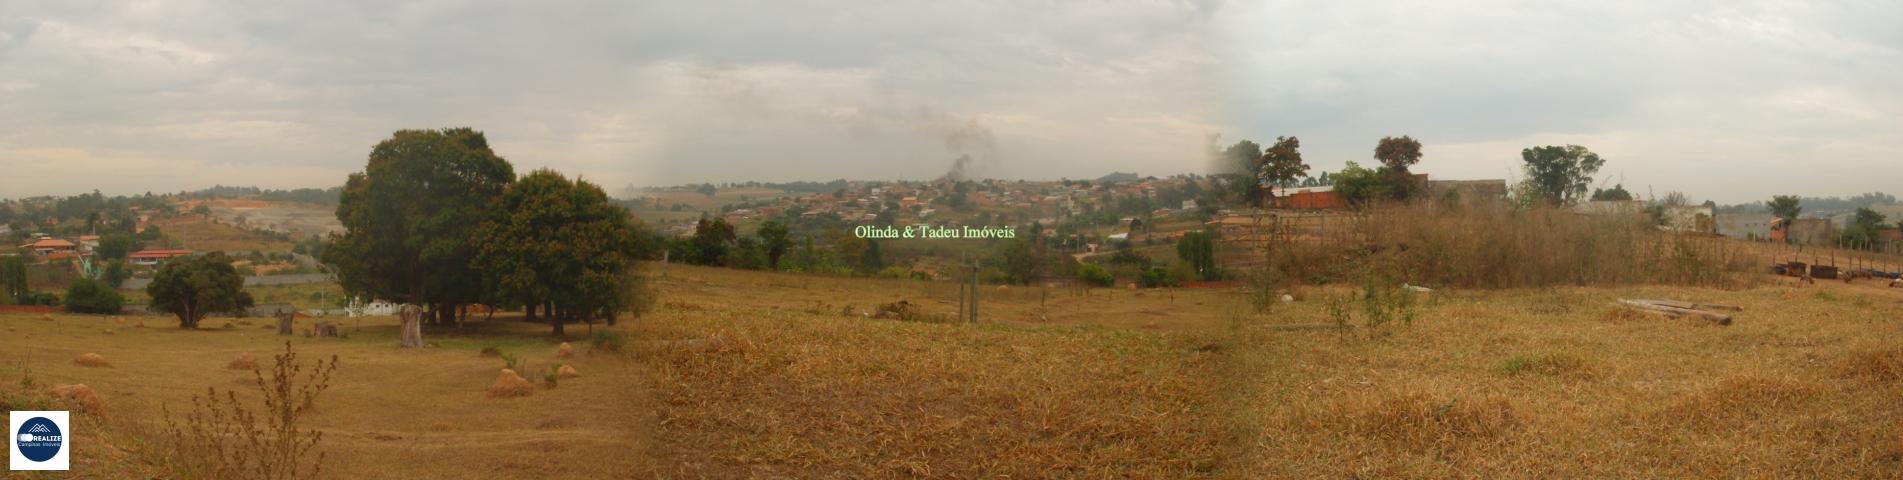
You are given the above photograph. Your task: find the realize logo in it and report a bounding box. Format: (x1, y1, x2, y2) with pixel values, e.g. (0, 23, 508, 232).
(9, 411, 70, 471)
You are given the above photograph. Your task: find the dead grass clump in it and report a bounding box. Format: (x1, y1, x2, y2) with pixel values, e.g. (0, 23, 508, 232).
(555, 342, 574, 359)
(1837, 349, 1903, 381)
(1597, 305, 1649, 322)
(478, 346, 502, 358)
(556, 364, 580, 379)
(47, 383, 104, 415)
(227, 352, 257, 370)
(74, 352, 112, 367)
(1498, 352, 1592, 378)
(487, 369, 535, 398)
(1344, 393, 1520, 453)
(1655, 373, 1818, 430)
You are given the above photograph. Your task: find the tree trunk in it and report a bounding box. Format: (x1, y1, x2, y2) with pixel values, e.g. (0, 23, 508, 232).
(526, 303, 537, 322)
(552, 315, 565, 338)
(399, 305, 424, 348)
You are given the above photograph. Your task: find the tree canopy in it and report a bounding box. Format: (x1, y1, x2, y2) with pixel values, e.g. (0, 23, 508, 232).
(1519, 145, 1605, 206)
(1767, 195, 1802, 231)
(1259, 136, 1309, 191)
(473, 169, 649, 336)
(1591, 184, 1634, 201)
(147, 252, 253, 329)
(323, 128, 515, 327)
(1374, 136, 1424, 172)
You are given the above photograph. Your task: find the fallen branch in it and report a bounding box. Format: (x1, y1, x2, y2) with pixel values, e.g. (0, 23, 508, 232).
(1615, 299, 1733, 326)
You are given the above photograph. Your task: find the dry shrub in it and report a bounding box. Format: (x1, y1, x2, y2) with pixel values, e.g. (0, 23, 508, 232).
(227, 352, 257, 370)
(487, 369, 535, 398)
(163, 342, 338, 480)
(1838, 349, 1903, 381)
(556, 364, 580, 379)
(1265, 205, 1755, 289)
(1342, 393, 1520, 453)
(47, 384, 104, 415)
(555, 342, 574, 359)
(74, 352, 111, 368)
(478, 346, 502, 358)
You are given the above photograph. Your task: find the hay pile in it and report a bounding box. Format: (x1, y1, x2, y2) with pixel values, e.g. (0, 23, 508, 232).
(555, 342, 574, 358)
(47, 384, 104, 414)
(557, 364, 580, 379)
(40, 313, 53, 321)
(73, 353, 111, 368)
(487, 369, 535, 398)
(227, 352, 257, 370)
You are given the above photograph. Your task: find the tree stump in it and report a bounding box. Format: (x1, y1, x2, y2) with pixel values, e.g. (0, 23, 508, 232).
(275, 309, 295, 336)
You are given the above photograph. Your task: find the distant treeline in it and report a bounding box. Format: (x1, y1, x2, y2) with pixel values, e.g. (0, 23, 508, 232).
(190, 185, 344, 206)
(1717, 192, 1895, 215)
(641, 179, 851, 194)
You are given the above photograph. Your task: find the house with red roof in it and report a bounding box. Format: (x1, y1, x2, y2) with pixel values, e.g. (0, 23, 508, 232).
(129, 249, 194, 266)
(18, 238, 78, 256)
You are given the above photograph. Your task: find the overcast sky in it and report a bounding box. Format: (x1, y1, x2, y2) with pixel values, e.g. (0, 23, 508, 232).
(1, 1, 1896, 203)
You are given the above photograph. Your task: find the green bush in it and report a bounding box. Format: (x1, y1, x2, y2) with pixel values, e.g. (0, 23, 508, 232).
(65, 279, 123, 314)
(1138, 267, 1179, 288)
(876, 266, 912, 279)
(1077, 263, 1114, 287)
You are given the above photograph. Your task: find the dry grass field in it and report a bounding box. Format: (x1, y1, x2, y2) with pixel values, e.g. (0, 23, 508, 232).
(5, 264, 1903, 478)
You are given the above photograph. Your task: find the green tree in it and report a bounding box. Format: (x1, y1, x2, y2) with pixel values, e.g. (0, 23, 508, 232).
(989, 237, 1040, 285)
(473, 169, 649, 336)
(1077, 263, 1114, 287)
(1373, 135, 1426, 202)
(757, 220, 791, 270)
(323, 128, 515, 333)
(0, 256, 29, 304)
(1518, 145, 1605, 206)
(1841, 207, 1889, 249)
(100, 259, 130, 288)
(64, 278, 124, 314)
(95, 233, 139, 260)
(859, 239, 885, 274)
(1374, 135, 1424, 172)
(690, 218, 737, 266)
(147, 252, 254, 329)
(1591, 184, 1634, 201)
(1259, 136, 1310, 191)
(1332, 162, 1386, 208)
(1176, 230, 1218, 281)
(1768, 195, 1802, 236)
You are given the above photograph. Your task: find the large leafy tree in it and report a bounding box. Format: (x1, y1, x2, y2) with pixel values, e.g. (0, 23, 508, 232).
(757, 220, 791, 270)
(1259, 136, 1310, 193)
(1519, 145, 1605, 206)
(1374, 136, 1425, 201)
(474, 170, 648, 336)
(1176, 230, 1218, 281)
(147, 252, 253, 329)
(323, 128, 515, 336)
(95, 233, 139, 260)
(1374, 135, 1424, 172)
(1767, 195, 1802, 235)
(1220, 140, 1265, 204)
(0, 256, 27, 304)
(1841, 207, 1889, 248)
(690, 218, 737, 266)
(1591, 184, 1634, 201)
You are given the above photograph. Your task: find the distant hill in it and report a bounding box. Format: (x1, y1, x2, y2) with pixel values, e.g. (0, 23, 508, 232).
(1096, 172, 1140, 184)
